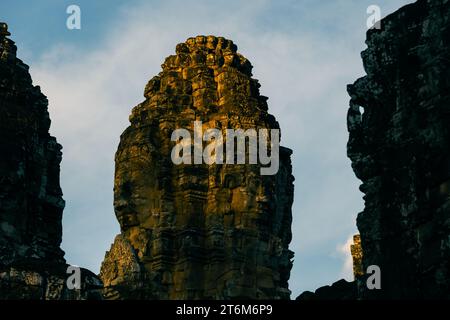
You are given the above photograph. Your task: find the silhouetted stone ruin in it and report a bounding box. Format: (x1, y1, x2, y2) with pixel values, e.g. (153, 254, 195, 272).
(0, 22, 102, 299)
(298, 0, 450, 300)
(347, 0, 450, 299)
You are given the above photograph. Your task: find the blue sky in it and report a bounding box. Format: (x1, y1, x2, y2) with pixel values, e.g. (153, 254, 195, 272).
(0, 0, 414, 297)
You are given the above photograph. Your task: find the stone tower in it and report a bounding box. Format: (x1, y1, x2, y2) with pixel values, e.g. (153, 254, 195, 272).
(100, 35, 294, 300)
(298, 0, 450, 301)
(347, 0, 450, 299)
(0, 22, 66, 270)
(0, 22, 102, 299)
(350, 235, 363, 279)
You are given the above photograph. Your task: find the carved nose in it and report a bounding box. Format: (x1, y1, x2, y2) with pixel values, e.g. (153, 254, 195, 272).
(114, 199, 128, 212)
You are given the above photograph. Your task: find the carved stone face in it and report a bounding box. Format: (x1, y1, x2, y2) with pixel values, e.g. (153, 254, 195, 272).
(114, 133, 157, 231)
(104, 36, 294, 299)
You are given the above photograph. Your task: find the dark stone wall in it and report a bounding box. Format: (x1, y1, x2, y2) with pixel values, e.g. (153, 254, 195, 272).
(0, 23, 102, 300)
(347, 0, 450, 299)
(298, 0, 450, 300)
(0, 23, 65, 269)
